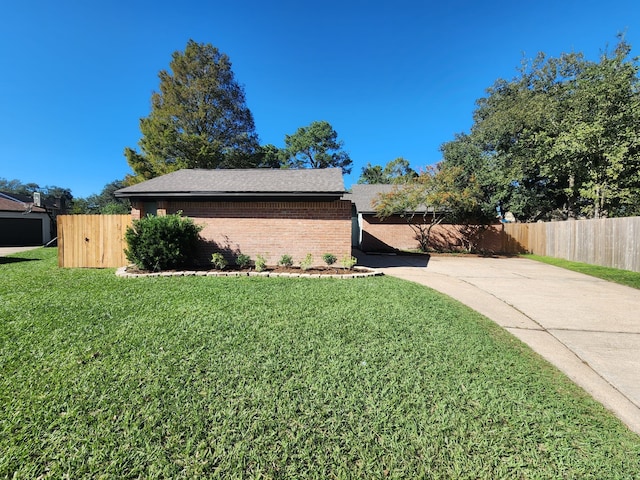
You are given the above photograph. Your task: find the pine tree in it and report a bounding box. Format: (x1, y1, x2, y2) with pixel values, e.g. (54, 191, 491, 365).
(124, 40, 261, 183)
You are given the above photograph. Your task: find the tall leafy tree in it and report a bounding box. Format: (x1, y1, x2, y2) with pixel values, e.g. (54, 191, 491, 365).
(439, 133, 503, 220)
(357, 158, 416, 184)
(469, 52, 582, 220)
(445, 38, 640, 220)
(545, 42, 640, 218)
(124, 40, 261, 183)
(281, 120, 352, 173)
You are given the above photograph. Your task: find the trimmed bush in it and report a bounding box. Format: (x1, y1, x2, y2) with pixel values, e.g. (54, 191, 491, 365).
(340, 255, 357, 270)
(211, 253, 228, 270)
(124, 214, 203, 272)
(300, 253, 313, 271)
(255, 254, 267, 272)
(235, 254, 251, 269)
(278, 254, 294, 268)
(322, 253, 337, 266)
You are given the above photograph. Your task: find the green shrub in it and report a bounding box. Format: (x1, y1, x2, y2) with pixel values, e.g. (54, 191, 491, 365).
(255, 254, 267, 272)
(339, 255, 357, 270)
(211, 253, 228, 270)
(278, 254, 294, 268)
(124, 214, 203, 272)
(322, 253, 337, 266)
(300, 253, 313, 271)
(235, 254, 251, 269)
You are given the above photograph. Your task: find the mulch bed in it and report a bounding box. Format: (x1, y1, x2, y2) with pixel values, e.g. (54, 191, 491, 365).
(120, 265, 380, 278)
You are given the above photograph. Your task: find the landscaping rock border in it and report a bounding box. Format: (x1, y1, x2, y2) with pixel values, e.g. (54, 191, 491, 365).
(116, 266, 383, 279)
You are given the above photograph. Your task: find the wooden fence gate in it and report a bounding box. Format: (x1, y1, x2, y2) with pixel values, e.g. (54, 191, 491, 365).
(58, 215, 132, 268)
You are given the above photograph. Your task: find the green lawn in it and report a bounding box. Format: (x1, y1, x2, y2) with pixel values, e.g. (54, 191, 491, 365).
(1, 248, 639, 479)
(524, 254, 640, 290)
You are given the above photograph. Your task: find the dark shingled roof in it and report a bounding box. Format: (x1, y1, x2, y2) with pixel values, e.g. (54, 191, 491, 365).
(346, 184, 394, 213)
(0, 192, 46, 213)
(115, 168, 346, 198)
(348, 184, 430, 214)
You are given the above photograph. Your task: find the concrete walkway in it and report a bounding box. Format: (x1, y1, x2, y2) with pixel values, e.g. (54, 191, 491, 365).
(356, 252, 640, 435)
(0, 246, 42, 256)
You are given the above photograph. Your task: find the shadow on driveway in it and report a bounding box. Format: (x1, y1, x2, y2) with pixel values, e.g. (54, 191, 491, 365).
(353, 250, 431, 268)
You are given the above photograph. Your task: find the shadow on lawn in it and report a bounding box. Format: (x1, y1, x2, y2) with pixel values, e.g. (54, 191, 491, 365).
(0, 257, 39, 265)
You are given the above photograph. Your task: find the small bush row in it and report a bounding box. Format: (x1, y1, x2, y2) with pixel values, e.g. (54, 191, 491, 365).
(210, 252, 357, 271)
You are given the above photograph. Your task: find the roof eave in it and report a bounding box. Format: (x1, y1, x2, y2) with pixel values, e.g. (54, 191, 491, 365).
(358, 208, 438, 215)
(114, 191, 346, 199)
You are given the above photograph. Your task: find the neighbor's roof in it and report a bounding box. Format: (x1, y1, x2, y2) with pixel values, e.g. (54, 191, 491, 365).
(0, 192, 46, 213)
(115, 168, 346, 198)
(348, 184, 430, 214)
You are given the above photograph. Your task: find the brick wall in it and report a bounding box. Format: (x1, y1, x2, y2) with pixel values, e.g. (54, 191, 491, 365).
(132, 199, 352, 267)
(360, 214, 503, 253)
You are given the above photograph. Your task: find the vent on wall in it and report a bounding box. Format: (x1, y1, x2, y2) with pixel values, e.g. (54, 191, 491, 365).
(33, 192, 41, 207)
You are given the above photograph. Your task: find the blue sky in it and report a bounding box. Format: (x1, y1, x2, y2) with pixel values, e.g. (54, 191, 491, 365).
(1, 0, 638, 198)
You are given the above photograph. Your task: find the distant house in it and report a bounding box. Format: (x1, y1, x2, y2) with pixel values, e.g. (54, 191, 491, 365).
(0, 192, 53, 246)
(115, 168, 352, 266)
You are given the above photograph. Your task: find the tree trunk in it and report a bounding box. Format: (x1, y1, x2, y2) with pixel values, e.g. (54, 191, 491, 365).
(567, 174, 576, 219)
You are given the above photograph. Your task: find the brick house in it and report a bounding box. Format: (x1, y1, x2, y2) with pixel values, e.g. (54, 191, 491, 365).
(348, 184, 503, 253)
(114, 168, 351, 266)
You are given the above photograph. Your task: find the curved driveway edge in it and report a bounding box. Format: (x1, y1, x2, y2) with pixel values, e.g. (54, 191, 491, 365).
(355, 251, 640, 436)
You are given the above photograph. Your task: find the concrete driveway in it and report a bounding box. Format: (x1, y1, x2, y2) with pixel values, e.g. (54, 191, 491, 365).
(356, 251, 640, 435)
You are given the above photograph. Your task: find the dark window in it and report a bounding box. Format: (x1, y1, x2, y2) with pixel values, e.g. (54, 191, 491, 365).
(143, 202, 157, 216)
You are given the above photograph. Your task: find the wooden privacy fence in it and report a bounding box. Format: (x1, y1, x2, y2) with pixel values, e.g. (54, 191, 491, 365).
(57, 214, 639, 271)
(58, 215, 132, 268)
(502, 216, 640, 272)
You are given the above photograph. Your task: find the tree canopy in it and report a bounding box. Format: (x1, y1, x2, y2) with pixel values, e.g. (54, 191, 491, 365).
(124, 40, 262, 184)
(281, 121, 352, 173)
(372, 37, 640, 252)
(124, 42, 356, 180)
(70, 180, 131, 214)
(374, 164, 484, 250)
(441, 38, 640, 221)
(357, 158, 417, 184)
